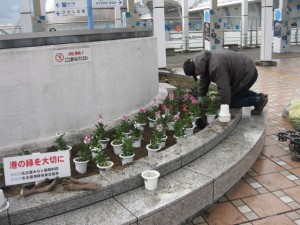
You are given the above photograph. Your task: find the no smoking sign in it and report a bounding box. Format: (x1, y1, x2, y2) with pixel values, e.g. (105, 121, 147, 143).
(55, 53, 64, 62)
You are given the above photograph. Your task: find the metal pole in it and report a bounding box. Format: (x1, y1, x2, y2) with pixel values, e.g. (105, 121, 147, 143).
(87, 0, 94, 30)
(249, 19, 252, 47)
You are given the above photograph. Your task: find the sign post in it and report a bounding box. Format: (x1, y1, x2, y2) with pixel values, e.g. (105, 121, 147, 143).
(3, 151, 71, 186)
(54, 0, 87, 17)
(93, 0, 123, 7)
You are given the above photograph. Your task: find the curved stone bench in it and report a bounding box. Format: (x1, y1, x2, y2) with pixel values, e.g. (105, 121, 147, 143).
(0, 106, 266, 225)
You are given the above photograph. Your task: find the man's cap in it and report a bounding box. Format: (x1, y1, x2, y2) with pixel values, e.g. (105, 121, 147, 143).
(183, 59, 197, 81)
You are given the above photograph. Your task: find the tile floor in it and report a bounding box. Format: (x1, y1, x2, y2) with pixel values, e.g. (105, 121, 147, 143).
(187, 57, 300, 225)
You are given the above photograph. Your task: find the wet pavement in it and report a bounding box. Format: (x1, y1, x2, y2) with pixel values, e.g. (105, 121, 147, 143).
(166, 46, 300, 225)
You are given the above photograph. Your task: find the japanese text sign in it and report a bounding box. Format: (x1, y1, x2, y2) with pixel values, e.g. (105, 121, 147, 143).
(93, 0, 123, 7)
(53, 47, 92, 65)
(55, 0, 87, 17)
(3, 151, 71, 186)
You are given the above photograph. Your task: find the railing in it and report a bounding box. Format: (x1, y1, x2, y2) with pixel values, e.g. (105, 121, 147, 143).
(0, 26, 22, 35)
(2, 17, 299, 51)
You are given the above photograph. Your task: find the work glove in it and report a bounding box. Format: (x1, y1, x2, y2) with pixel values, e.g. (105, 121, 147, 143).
(197, 96, 205, 105)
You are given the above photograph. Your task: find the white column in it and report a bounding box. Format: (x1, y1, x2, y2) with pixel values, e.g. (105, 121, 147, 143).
(20, 0, 33, 33)
(182, 0, 189, 52)
(127, 0, 134, 12)
(40, 0, 47, 16)
(260, 0, 273, 61)
(114, 6, 122, 28)
(153, 0, 166, 68)
(210, 0, 217, 9)
(241, 0, 248, 47)
(273, 0, 290, 53)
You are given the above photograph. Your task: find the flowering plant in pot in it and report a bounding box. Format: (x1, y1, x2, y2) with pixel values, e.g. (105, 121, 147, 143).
(93, 114, 107, 140)
(120, 115, 131, 134)
(94, 150, 113, 173)
(76, 136, 91, 162)
(162, 92, 179, 118)
(148, 99, 159, 120)
(135, 108, 147, 124)
(187, 96, 201, 117)
(55, 132, 71, 150)
(148, 123, 164, 150)
(182, 112, 194, 137)
(93, 114, 109, 148)
(55, 132, 72, 157)
(173, 114, 186, 139)
(111, 125, 124, 155)
(119, 137, 135, 165)
(205, 90, 220, 115)
(154, 111, 168, 134)
(131, 122, 143, 148)
(73, 136, 91, 174)
(90, 134, 103, 158)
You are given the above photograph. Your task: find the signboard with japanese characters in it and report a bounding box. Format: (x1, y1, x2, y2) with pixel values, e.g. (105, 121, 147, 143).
(3, 151, 71, 186)
(93, 0, 123, 8)
(55, 0, 87, 17)
(52, 47, 93, 65)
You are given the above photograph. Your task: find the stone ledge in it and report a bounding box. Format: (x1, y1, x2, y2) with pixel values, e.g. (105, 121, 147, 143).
(1, 111, 241, 225)
(24, 113, 266, 225)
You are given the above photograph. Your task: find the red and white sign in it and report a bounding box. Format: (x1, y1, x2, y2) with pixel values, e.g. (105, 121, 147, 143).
(53, 47, 92, 65)
(3, 151, 71, 186)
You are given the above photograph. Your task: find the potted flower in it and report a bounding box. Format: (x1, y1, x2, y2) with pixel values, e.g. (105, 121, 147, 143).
(146, 123, 165, 155)
(135, 108, 147, 130)
(155, 112, 168, 134)
(205, 90, 220, 123)
(93, 114, 109, 149)
(94, 150, 113, 174)
(90, 134, 103, 158)
(111, 125, 124, 155)
(162, 91, 179, 117)
(187, 96, 201, 119)
(182, 113, 194, 137)
(73, 136, 91, 174)
(120, 115, 131, 135)
(173, 114, 186, 143)
(131, 122, 143, 148)
(55, 132, 72, 158)
(119, 137, 135, 165)
(148, 98, 159, 127)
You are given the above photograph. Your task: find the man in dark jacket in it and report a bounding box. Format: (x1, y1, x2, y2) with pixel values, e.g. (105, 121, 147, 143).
(183, 49, 268, 115)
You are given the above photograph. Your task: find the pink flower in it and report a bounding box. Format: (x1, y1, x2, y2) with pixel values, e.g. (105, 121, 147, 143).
(155, 111, 161, 120)
(191, 98, 197, 105)
(168, 92, 174, 100)
(183, 94, 189, 101)
(122, 115, 129, 121)
(84, 135, 91, 144)
(182, 104, 188, 112)
(98, 113, 103, 123)
(173, 114, 180, 121)
(139, 108, 146, 113)
(160, 104, 167, 111)
(185, 89, 191, 94)
(156, 124, 164, 132)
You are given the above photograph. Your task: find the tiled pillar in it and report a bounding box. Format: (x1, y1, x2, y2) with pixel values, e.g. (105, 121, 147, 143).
(114, 6, 122, 28)
(20, 0, 33, 33)
(32, 0, 47, 32)
(241, 0, 248, 47)
(256, 0, 277, 66)
(273, 0, 291, 53)
(182, 0, 189, 52)
(204, 0, 224, 50)
(260, 0, 273, 61)
(153, 0, 166, 68)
